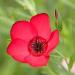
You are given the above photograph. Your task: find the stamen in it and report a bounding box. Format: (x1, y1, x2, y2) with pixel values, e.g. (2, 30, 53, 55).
(28, 36, 48, 56)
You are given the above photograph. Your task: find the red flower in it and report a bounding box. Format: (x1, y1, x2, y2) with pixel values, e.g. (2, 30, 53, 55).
(7, 13, 59, 67)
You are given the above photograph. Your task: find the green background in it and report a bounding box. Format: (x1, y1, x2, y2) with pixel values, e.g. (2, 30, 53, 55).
(0, 0, 75, 75)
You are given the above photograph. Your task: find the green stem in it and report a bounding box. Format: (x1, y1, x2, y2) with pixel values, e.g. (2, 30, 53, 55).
(55, 50, 69, 71)
(43, 66, 57, 75)
(24, 0, 37, 15)
(16, 0, 37, 15)
(50, 54, 59, 58)
(55, 50, 65, 59)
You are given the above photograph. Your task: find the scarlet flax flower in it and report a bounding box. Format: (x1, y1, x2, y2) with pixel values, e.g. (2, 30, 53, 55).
(7, 13, 59, 67)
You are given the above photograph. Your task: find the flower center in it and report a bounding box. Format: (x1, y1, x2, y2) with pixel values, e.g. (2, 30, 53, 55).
(28, 36, 48, 56)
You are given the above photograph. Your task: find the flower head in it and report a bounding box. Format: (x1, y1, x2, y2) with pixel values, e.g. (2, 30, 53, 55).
(7, 13, 59, 67)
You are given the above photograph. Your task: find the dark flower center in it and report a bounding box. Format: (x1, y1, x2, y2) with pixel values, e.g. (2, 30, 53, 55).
(28, 36, 48, 56)
(32, 40, 43, 52)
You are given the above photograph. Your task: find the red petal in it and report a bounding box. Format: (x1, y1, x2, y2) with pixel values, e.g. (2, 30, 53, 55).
(11, 20, 37, 41)
(25, 55, 49, 67)
(7, 39, 30, 62)
(30, 13, 51, 39)
(45, 30, 59, 54)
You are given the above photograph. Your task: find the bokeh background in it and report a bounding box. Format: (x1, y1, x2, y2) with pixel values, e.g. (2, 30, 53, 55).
(0, 0, 75, 75)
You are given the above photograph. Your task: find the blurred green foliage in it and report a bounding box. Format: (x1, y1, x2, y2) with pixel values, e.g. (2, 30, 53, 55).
(0, 0, 75, 75)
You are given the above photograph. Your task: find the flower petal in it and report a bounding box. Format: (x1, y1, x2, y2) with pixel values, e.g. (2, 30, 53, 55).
(11, 20, 37, 41)
(7, 39, 30, 62)
(45, 30, 59, 54)
(30, 13, 51, 39)
(25, 55, 49, 67)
